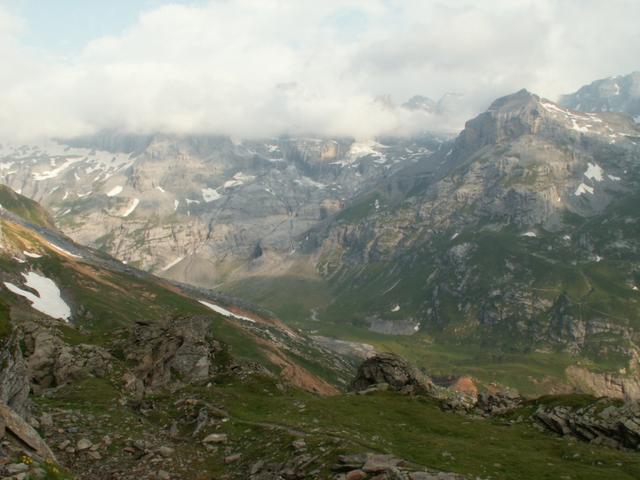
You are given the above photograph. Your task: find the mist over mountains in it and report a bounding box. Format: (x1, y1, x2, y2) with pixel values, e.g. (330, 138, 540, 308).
(1, 1, 640, 140)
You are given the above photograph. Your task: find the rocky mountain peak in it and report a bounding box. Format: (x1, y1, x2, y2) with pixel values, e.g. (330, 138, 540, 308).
(402, 95, 438, 113)
(452, 89, 545, 153)
(559, 71, 640, 117)
(486, 88, 539, 113)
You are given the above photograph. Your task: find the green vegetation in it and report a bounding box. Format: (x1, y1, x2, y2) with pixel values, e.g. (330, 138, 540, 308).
(34, 374, 640, 480)
(335, 192, 382, 222)
(0, 185, 55, 229)
(223, 274, 331, 322)
(0, 298, 13, 341)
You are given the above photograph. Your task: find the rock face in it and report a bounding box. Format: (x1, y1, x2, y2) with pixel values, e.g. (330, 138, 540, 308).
(351, 353, 434, 394)
(305, 88, 640, 379)
(534, 399, 640, 449)
(122, 315, 223, 396)
(566, 366, 640, 401)
(0, 134, 444, 293)
(0, 331, 30, 415)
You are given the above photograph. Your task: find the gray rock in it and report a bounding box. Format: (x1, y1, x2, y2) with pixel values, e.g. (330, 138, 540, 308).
(361, 453, 402, 473)
(292, 439, 306, 451)
(534, 398, 640, 448)
(6, 463, 29, 474)
(224, 453, 241, 464)
(123, 316, 221, 396)
(202, 433, 227, 444)
(157, 446, 174, 458)
(76, 438, 92, 450)
(156, 470, 171, 480)
(351, 353, 434, 395)
(0, 402, 56, 461)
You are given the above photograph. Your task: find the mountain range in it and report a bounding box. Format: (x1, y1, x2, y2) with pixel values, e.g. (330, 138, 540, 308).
(0, 72, 640, 478)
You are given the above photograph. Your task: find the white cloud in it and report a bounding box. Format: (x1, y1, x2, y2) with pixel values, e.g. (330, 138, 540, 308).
(0, 0, 638, 141)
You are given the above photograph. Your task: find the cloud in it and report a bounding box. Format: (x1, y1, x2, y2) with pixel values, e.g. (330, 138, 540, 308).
(0, 0, 638, 141)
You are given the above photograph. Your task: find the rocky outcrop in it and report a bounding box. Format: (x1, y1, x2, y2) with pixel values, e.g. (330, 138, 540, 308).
(122, 315, 223, 396)
(0, 402, 56, 461)
(566, 366, 640, 401)
(0, 331, 30, 415)
(534, 399, 640, 449)
(21, 322, 113, 392)
(474, 391, 523, 416)
(330, 453, 468, 480)
(351, 353, 434, 394)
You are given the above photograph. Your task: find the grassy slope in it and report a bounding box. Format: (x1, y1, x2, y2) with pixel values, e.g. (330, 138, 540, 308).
(34, 374, 640, 480)
(0, 218, 272, 368)
(0, 184, 56, 229)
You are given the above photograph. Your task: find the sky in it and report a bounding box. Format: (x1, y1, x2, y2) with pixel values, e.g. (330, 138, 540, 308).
(0, 0, 638, 141)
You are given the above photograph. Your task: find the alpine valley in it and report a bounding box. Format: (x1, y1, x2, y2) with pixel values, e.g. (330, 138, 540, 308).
(0, 73, 639, 480)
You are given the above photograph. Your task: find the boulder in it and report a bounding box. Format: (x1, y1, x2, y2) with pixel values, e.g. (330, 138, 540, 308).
(202, 433, 227, 444)
(123, 315, 222, 396)
(351, 353, 434, 395)
(0, 402, 56, 461)
(534, 398, 640, 449)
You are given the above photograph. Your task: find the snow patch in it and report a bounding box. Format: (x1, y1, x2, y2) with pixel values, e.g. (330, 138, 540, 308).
(32, 157, 83, 181)
(201, 187, 222, 202)
(332, 140, 387, 166)
(522, 231, 537, 237)
(294, 176, 327, 189)
(174, 200, 180, 211)
(106, 185, 123, 197)
(539, 101, 574, 117)
(391, 305, 400, 312)
(23, 251, 42, 259)
(199, 300, 256, 323)
(608, 174, 621, 181)
(223, 172, 255, 189)
(46, 241, 82, 259)
(4, 272, 71, 320)
(584, 163, 604, 182)
(121, 198, 139, 217)
(575, 183, 594, 196)
(571, 119, 590, 133)
(155, 186, 166, 193)
(160, 256, 184, 272)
